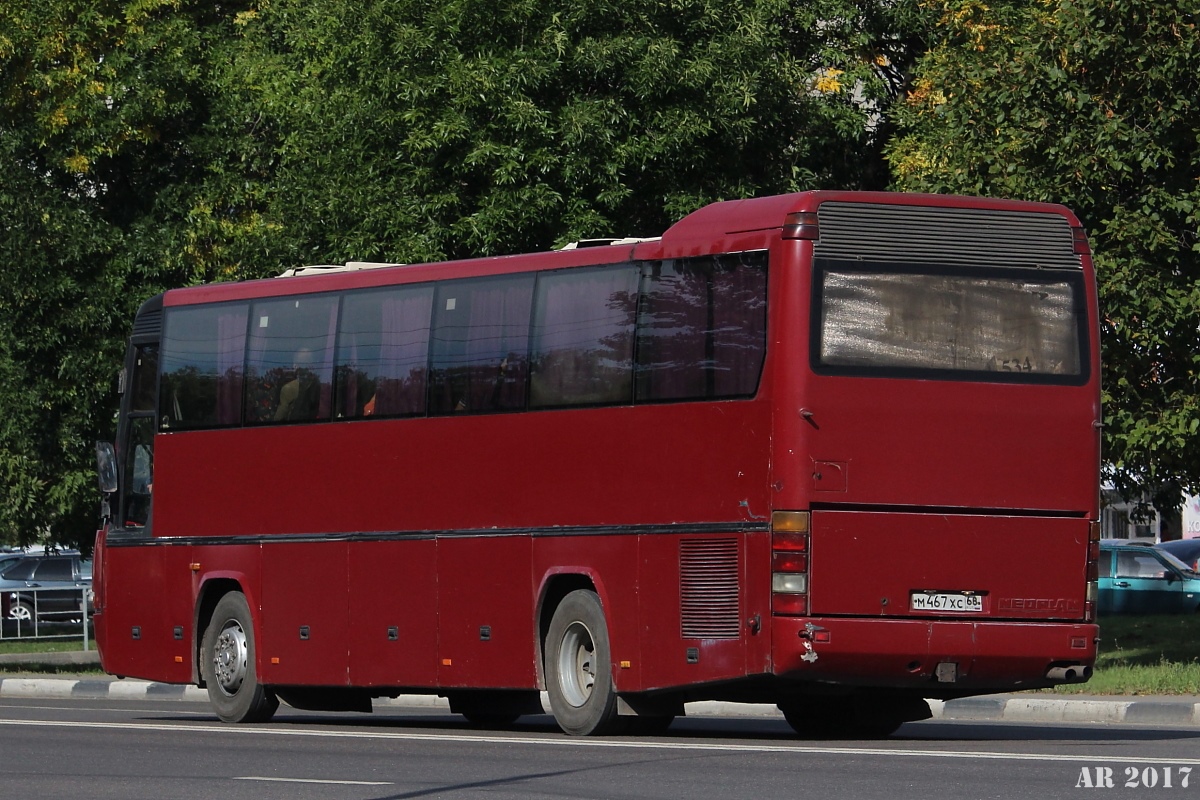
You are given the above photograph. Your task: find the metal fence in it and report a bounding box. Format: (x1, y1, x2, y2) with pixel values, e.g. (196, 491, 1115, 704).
(0, 586, 91, 649)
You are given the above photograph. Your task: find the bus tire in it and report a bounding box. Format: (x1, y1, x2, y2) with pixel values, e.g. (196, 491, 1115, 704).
(545, 589, 622, 736)
(201, 591, 279, 724)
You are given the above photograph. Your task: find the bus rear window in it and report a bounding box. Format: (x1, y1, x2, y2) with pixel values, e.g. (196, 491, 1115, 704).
(814, 264, 1085, 381)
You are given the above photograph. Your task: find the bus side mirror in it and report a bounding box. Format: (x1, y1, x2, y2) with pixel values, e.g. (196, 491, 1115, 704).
(96, 441, 117, 495)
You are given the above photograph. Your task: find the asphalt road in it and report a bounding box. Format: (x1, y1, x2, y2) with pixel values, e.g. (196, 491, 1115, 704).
(1, 698, 1198, 800)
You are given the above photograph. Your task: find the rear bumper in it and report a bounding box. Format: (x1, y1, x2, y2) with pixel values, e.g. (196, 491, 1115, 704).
(773, 616, 1098, 693)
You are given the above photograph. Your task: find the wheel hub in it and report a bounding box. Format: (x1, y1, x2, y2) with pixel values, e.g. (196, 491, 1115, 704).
(213, 621, 248, 695)
(557, 621, 596, 708)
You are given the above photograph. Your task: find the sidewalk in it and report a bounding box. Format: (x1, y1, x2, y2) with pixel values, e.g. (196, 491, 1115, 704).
(2, 651, 1198, 727)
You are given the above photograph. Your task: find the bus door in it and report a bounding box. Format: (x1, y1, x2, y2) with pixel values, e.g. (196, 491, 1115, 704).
(121, 343, 159, 530)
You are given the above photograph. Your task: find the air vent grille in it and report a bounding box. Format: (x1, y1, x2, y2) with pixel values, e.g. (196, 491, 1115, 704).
(132, 308, 163, 338)
(680, 538, 740, 639)
(815, 202, 1081, 270)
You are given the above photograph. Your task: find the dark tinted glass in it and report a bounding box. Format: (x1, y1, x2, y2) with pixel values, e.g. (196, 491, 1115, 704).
(635, 252, 768, 402)
(130, 344, 158, 413)
(159, 304, 249, 430)
(245, 296, 339, 424)
(530, 266, 639, 408)
(0, 558, 36, 580)
(123, 416, 155, 528)
(429, 275, 535, 415)
(34, 559, 72, 581)
(336, 285, 434, 418)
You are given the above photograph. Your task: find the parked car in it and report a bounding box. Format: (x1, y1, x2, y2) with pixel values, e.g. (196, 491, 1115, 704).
(1098, 540, 1200, 615)
(1156, 538, 1200, 572)
(0, 553, 92, 623)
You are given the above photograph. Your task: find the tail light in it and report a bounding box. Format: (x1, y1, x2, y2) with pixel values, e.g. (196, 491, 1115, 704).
(782, 212, 819, 240)
(772, 511, 810, 615)
(1084, 520, 1100, 622)
(1072, 226, 1090, 256)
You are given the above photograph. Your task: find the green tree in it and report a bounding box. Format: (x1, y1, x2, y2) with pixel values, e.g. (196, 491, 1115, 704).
(0, 0, 263, 549)
(233, 0, 908, 264)
(1, 0, 908, 548)
(888, 0, 1200, 510)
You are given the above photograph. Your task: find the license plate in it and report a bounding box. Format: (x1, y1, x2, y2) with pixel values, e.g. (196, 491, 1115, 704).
(910, 592, 983, 613)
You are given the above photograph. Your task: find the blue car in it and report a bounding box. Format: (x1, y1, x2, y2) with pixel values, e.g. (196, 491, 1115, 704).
(1098, 540, 1200, 615)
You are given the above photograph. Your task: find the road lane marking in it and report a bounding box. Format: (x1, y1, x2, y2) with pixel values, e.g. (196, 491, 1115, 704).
(235, 777, 392, 786)
(0, 717, 1194, 766)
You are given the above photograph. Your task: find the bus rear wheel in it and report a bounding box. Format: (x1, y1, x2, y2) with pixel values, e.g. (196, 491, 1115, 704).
(201, 591, 279, 723)
(545, 590, 622, 736)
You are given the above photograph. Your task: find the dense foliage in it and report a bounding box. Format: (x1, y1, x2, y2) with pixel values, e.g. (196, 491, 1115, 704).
(888, 0, 1200, 513)
(0, 0, 238, 546)
(2, 0, 1197, 547)
(0, 0, 902, 548)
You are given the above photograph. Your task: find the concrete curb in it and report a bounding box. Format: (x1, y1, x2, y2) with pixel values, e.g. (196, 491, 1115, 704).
(0, 676, 209, 703)
(927, 696, 1200, 726)
(1, 675, 1198, 726)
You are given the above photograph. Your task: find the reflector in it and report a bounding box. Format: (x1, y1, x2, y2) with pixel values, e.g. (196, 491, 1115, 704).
(771, 510, 810, 533)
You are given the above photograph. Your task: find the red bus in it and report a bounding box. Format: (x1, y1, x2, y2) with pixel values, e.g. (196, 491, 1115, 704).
(94, 190, 1101, 737)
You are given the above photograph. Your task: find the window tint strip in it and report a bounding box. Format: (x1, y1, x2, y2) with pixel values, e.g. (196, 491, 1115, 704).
(157, 253, 769, 430)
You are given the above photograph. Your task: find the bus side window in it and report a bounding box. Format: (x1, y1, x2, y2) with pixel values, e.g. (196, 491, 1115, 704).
(131, 345, 159, 412)
(529, 266, 639, 409)
(635, 252, 768, 402)
(159, 304, 249, 429)
(244, 296, 338, 425)
(335, 285, 434, 419)
(429, 275, 535, 415)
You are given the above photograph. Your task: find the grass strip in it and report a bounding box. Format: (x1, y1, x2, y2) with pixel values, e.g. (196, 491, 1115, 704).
(0, 638, 94, 655)
(1049, 614, 1200, 694)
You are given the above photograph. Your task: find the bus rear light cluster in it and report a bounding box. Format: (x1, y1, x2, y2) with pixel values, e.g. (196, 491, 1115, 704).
(1072, 226, 1090, 255)
(771, 511, 810, 616)
(782, 212, 819, 240)
(1084, 520, 1100, 622)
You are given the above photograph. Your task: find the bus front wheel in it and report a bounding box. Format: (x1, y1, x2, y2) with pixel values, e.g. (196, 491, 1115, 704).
(201, 591, 279, 723)
(545, 590, 622, 736)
